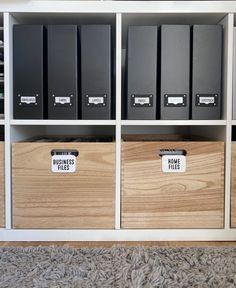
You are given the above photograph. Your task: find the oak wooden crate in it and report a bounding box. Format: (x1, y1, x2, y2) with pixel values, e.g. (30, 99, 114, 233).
(231, 142, 236, 227)
(12, 137, 115, 229)
(0, 142, 4, 228)
(121, 135, 225, 229)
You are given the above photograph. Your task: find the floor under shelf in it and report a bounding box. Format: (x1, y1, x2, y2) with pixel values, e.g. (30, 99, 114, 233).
(0, 241, 236, 247)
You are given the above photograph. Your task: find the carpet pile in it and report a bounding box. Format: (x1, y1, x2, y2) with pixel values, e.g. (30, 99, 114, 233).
(0, 246, 236, 287)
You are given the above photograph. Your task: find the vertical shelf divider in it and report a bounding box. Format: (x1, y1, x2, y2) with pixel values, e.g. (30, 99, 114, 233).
(4, 12, 19, 230)
(220, 13, 234, 230)
(4, 12, 13, 229)
(115, 13, 122, 229)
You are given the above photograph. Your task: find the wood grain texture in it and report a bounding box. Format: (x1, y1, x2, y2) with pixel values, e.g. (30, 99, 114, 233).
(231, 143, 236, 227)
(12, 142, 115, 229)
(0, 142, 4, 228)
(122, 141, 224, 229)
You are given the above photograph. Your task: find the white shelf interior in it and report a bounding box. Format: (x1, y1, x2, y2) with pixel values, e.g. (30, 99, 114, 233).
(122, 125, 226, 141)
(121, 12, 227, 46)
(10, 125, 116, 143)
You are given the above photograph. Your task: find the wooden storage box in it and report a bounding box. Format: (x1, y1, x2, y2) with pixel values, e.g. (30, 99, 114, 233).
(12, 136, 115, 229)
(0, 141, 4, 228)
(122, 135, 225, 229)
(231, 142, 236, 227)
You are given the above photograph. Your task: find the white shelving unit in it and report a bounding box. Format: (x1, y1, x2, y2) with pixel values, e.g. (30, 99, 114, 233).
(0, 0, 236, 241)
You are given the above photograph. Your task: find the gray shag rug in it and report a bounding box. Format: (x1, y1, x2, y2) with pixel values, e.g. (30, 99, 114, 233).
(0, 246, 236, 288)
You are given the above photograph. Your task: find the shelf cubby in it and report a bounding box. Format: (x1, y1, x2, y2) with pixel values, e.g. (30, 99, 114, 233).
(121, 13, 229, 121)
(9, 12, 117, 121)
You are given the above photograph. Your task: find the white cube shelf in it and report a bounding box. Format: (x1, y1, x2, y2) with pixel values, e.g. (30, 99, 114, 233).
(0, 0, 236, 241)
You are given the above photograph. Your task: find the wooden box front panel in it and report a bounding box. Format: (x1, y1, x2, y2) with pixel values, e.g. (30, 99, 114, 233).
(122, 141, 224, 229)
(231, 143, 236, 227)
(12, 142, 115, 229)
(0, 142, 4, 227)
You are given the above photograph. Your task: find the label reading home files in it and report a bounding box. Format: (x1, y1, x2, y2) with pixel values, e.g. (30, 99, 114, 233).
(47, 25, 78, 119)
(192, 25, 222, 119)
(81, 25, 112, 119)
(13, 25, 45, 119)
(162, 155, 186, 173)
(127, 26, 158, 120)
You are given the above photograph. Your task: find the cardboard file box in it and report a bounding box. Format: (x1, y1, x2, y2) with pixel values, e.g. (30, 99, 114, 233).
(122, 135, 224, 229)
(12, 136, 115, 229)
(0, 142, 4, 227)
(13, 25, 46, 119)
(127, 26, 158, 120)
(231, 142, 236, 227)
(47, 25, 78, 119)
(81, 25, 112, 120)
(192, 25, 222, 120)
(160, 25, 190, 120)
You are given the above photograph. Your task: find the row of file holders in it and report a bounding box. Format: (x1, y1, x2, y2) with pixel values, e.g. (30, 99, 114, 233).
(13, 24, 223, 120)
(13, 24, 113, 120)
(11, 134, 224, 229)
(126, 24, 222, 120)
